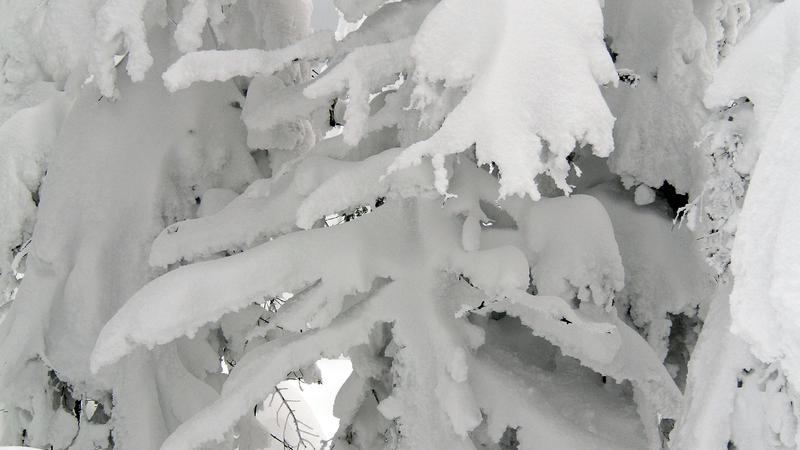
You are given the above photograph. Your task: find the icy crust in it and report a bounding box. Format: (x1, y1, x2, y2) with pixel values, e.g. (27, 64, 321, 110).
(387, 0, 617, 199)
(707, 1, 800, 391)
(162, 31, 335, 92)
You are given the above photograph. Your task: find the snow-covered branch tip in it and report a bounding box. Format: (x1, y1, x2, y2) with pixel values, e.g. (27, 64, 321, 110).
(162, 31, 335, 92)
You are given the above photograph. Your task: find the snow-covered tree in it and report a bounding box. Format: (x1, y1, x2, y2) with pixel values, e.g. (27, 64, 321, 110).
(0, 0, 797, 449)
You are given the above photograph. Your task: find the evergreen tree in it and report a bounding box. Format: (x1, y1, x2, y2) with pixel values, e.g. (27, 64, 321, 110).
(0, 0, 797, 449)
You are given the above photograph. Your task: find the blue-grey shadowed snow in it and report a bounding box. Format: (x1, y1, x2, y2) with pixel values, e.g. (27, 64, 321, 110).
(312, 0, 339, 30)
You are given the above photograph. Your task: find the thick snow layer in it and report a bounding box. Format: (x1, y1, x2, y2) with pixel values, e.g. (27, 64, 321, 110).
(672, 283, 752, 450)
(93, 204, 415, 370)
(0, 29, 257, 448)
(508, 195, 625, 308)
(471, 353, 644, 449)
(93, 188, 657, 448)
(590, 182, 714, 358)
(708, 0, 800, 389)
(602, 0, 714, 194)
(0, 93, 69, 297)
(388, 0, 617, 199)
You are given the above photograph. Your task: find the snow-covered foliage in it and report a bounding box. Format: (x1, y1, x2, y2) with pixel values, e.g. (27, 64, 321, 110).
(0, 0, 796, 449)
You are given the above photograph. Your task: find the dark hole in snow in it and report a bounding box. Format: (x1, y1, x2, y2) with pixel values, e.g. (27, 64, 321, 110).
(230, 101, 242, 110)
(664, 313, 700, 390)
(604, 35, 618, 63)
(559, 317, 572, 324)
(618, 69, 639, 87)
(499, 426, 520, 449)
(490, 311, 507, 320)
(656, 182, 689, 216)
(329, 98, 340, 127)
(659, 418, 675, 447)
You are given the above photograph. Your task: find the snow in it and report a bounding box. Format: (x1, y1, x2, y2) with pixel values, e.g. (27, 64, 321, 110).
(387, 0, 617, 199)
(589, 182, 714, 359)
(512, 194, 624, 308)
(0, 93, 70, 298)
(3, 0, 793, 448)
(162, 31, 335, 92)
(298, 358, 353, 439)
(92, 204, 413, 370)
(304, 38, 412, 146)
(633, 184, 656, 205)
(91, 0, 157, 97)
(671, 283, 751, 449)
(602, 0, 714, 195)
(0, 28, 257, 448)
(705, 0, 800, 390)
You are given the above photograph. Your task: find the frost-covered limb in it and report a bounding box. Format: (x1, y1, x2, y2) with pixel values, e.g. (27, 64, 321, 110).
(335, 0, 387, 23)
(334, 0, 438, 57)
(473, 292, 682, 438)
(92, 0, 156, 97)
(507, 194, 625, 308)
(93, 203, 415, 370)
(470, 290, 619, 362)
(162, 31, 335, 92)
(304, 38, 413, 146)
(471, 354, 643, 449)
(242, 78, 330, 132)
(174, 0, 230, 53)
(149, 178, 303, 266)
(296, 148, 435, 229)
(0, 94, 70, 299)
(159, 283, 393, 450)
(388, 0, 617, 199)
